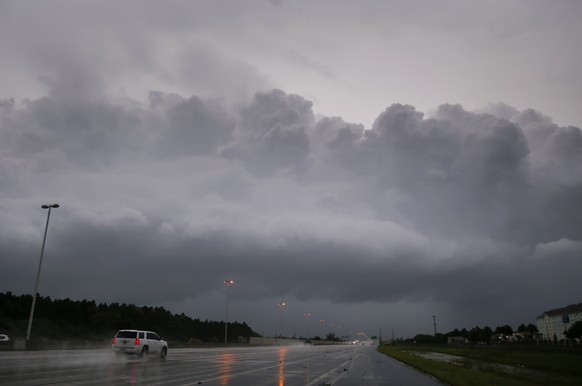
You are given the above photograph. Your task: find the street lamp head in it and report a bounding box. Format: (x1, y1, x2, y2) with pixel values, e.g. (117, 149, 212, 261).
(41, 204, 59, 209)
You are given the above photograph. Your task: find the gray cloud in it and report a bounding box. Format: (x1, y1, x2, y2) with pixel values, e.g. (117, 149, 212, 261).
(1, 0, 581, 337)
(222, 89, 314, 176)
(160, 93, 235, 156)
(2, 80, 582, 337)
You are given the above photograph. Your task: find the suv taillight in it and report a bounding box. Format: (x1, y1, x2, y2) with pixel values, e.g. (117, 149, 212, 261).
(135, 338, 140, 346)
(113, 337, 117, 344)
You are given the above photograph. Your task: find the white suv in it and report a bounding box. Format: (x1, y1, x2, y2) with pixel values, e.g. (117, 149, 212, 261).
(112, 330, 168, 358)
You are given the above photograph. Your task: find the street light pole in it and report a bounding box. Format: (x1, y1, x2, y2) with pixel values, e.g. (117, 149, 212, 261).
(303, 313, 311, 339)
(224, 280, 234, 344)
(26, 204, 59, 343)
(277, 302, 286, 338)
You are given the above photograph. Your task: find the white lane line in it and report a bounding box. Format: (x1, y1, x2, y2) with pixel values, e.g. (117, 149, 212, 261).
(305, 359, 352, 386)
(146, 351, 333, 386)
(146, 361, 283, 386)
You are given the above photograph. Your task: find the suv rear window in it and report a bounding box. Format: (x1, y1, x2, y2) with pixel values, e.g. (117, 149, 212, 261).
(116, 331, 137, 339)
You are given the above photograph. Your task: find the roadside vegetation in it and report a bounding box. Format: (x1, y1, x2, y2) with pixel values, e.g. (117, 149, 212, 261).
(378, 343, 582, 386)
(0, 292, 261, 348)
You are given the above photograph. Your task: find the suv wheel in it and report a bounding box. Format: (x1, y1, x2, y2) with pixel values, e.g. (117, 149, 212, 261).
(160, 346, 167, 359)
(140, 346, 149, 358)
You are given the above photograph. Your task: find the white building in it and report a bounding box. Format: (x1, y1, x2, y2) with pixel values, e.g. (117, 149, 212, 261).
(536, 303, 582, 341)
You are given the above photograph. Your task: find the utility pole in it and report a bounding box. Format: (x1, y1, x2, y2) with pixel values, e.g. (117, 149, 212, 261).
(433, 315, 437, 337)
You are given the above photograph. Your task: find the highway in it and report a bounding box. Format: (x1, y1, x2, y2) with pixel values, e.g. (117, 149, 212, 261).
(0, 343, 443, 385)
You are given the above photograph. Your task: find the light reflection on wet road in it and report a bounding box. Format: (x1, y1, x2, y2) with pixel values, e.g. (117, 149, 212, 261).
(0, 344, 443, 385)
(279, 348, 286, 386)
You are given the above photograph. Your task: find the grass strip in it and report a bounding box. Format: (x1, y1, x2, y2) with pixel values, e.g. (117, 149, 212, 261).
(402, 345, 582, 375)
(378, 344, 582, 386)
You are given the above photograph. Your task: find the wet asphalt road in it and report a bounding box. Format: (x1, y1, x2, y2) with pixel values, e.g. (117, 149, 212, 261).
(0, 344, 443, 385)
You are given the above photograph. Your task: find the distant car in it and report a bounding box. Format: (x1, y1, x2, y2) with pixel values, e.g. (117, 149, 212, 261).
(0, 334, 10, 348)
(112, 330, 167, 359)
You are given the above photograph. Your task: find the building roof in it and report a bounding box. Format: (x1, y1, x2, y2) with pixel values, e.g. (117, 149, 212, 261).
(537, 303, 582, 319)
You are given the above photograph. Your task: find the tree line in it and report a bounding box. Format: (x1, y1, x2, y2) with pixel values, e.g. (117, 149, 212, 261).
(0, 292, 261, 343)
(400, 321, 582, 346)
(405, 323, 541, 345)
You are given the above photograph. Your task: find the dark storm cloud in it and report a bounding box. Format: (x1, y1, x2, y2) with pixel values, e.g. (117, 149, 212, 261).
(2, 83, 582, 334)
(2, 0, 582, 339)
(365, 103, 529, 189)
(1, 62, 582, 337)
(158, 93, 235, 156)
(222, 89, 314, 176)
(322, 103, 534, 244)
(0, 74, 143, 176)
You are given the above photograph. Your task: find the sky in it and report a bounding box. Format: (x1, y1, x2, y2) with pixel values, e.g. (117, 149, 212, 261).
(1, 0, 581, 339)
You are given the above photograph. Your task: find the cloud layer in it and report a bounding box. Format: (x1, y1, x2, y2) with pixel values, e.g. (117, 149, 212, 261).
(1, 0, 581, 337)
(1, 78, 581, 336)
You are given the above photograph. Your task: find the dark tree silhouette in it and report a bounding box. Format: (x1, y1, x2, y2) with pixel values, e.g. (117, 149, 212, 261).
(0, 292, 260, 343)
(565, 321, 582, 341)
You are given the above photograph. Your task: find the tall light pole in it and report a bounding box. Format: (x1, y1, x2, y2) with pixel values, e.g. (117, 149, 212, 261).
(224, 279, 234, 344)
(303, 313, 311, 339)
(277, 302, 286, 338)
(26, 204, 59, 343)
